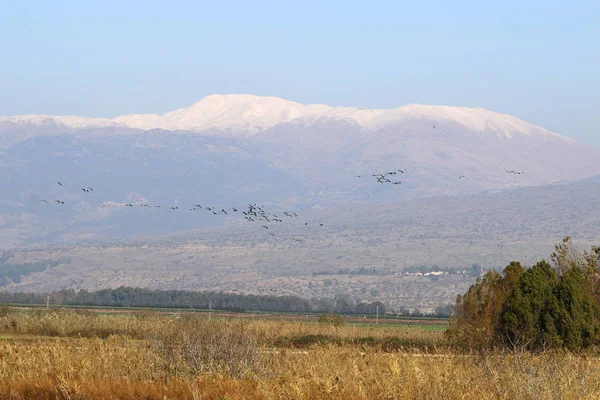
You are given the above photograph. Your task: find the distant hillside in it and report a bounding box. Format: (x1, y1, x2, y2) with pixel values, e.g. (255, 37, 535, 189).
(2, 177, 598, 312)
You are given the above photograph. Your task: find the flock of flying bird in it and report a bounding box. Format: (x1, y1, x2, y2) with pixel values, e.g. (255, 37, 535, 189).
(356, 167, 525, 183)
(356, 169, 406, 185)
(39, 181, 324, 238)
(38, 167, 525, 237)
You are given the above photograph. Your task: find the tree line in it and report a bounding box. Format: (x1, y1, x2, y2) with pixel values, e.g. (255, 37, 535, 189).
(448, 237, 600, 351)
(0, 286, 389, 315)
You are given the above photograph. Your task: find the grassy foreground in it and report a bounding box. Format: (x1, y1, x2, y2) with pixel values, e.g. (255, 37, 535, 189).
(0, 309, 598, 399)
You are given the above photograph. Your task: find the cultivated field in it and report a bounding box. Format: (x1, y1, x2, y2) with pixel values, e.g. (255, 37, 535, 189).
(0, 308, 597, 399)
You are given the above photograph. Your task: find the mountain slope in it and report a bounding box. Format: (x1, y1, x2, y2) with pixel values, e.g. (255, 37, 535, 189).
(4, 176, 600, 311)
(0, 94, 598, 248)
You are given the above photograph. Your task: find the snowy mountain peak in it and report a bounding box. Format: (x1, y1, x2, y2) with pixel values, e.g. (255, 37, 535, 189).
(0, 94, 576, 145)
(152, 94, 332, 133)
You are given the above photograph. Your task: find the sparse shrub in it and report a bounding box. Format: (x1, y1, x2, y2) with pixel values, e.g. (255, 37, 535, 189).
(149, 317, 260, 378)
(319, 313, 345, 327)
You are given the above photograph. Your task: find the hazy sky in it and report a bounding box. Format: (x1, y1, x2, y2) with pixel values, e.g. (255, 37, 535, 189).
(1, 0, 598, 145)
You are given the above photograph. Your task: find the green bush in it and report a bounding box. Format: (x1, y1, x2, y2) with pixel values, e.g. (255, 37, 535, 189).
(448, 238, 600, 352)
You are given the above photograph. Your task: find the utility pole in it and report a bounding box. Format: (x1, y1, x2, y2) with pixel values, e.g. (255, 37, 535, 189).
(209, 300, 212, 320)
(46, 295, 49, 310)
(376, 305, 379, 325)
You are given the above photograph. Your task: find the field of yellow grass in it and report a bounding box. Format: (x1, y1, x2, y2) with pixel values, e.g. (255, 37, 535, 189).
(0, 308, 598, 399)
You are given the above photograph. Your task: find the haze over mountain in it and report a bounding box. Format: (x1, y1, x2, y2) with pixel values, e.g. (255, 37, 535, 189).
(0, 93, 598, 247)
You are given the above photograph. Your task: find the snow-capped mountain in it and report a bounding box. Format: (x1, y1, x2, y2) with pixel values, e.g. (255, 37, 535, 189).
(1, 93, 599, 246)
(0, 94, 575, 143)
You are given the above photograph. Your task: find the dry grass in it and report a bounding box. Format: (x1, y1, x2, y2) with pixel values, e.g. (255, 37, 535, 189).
(0, 309, 598, 399)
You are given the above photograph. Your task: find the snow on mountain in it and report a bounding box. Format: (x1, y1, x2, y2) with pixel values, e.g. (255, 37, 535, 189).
(0, 114, 120, 130)
(112, 114, 162, 130)
(0, 94, 578, 146)
(0, 114, 127, 149)
(113, 94, 333, 134)
(107, 94, 575, 145)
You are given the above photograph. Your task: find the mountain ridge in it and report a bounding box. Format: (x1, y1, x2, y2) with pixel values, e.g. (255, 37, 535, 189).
(0, 94, 577, 143)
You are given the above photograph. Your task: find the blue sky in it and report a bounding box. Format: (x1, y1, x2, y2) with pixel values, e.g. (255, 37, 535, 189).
(0, 0, 598, 145)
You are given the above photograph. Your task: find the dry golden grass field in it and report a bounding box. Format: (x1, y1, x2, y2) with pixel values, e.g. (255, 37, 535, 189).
(0, 308, 598, 399)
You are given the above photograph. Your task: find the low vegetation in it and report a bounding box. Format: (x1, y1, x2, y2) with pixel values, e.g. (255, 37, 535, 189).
(1, 238, 599, 398)
(0, 305, 595, 398)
